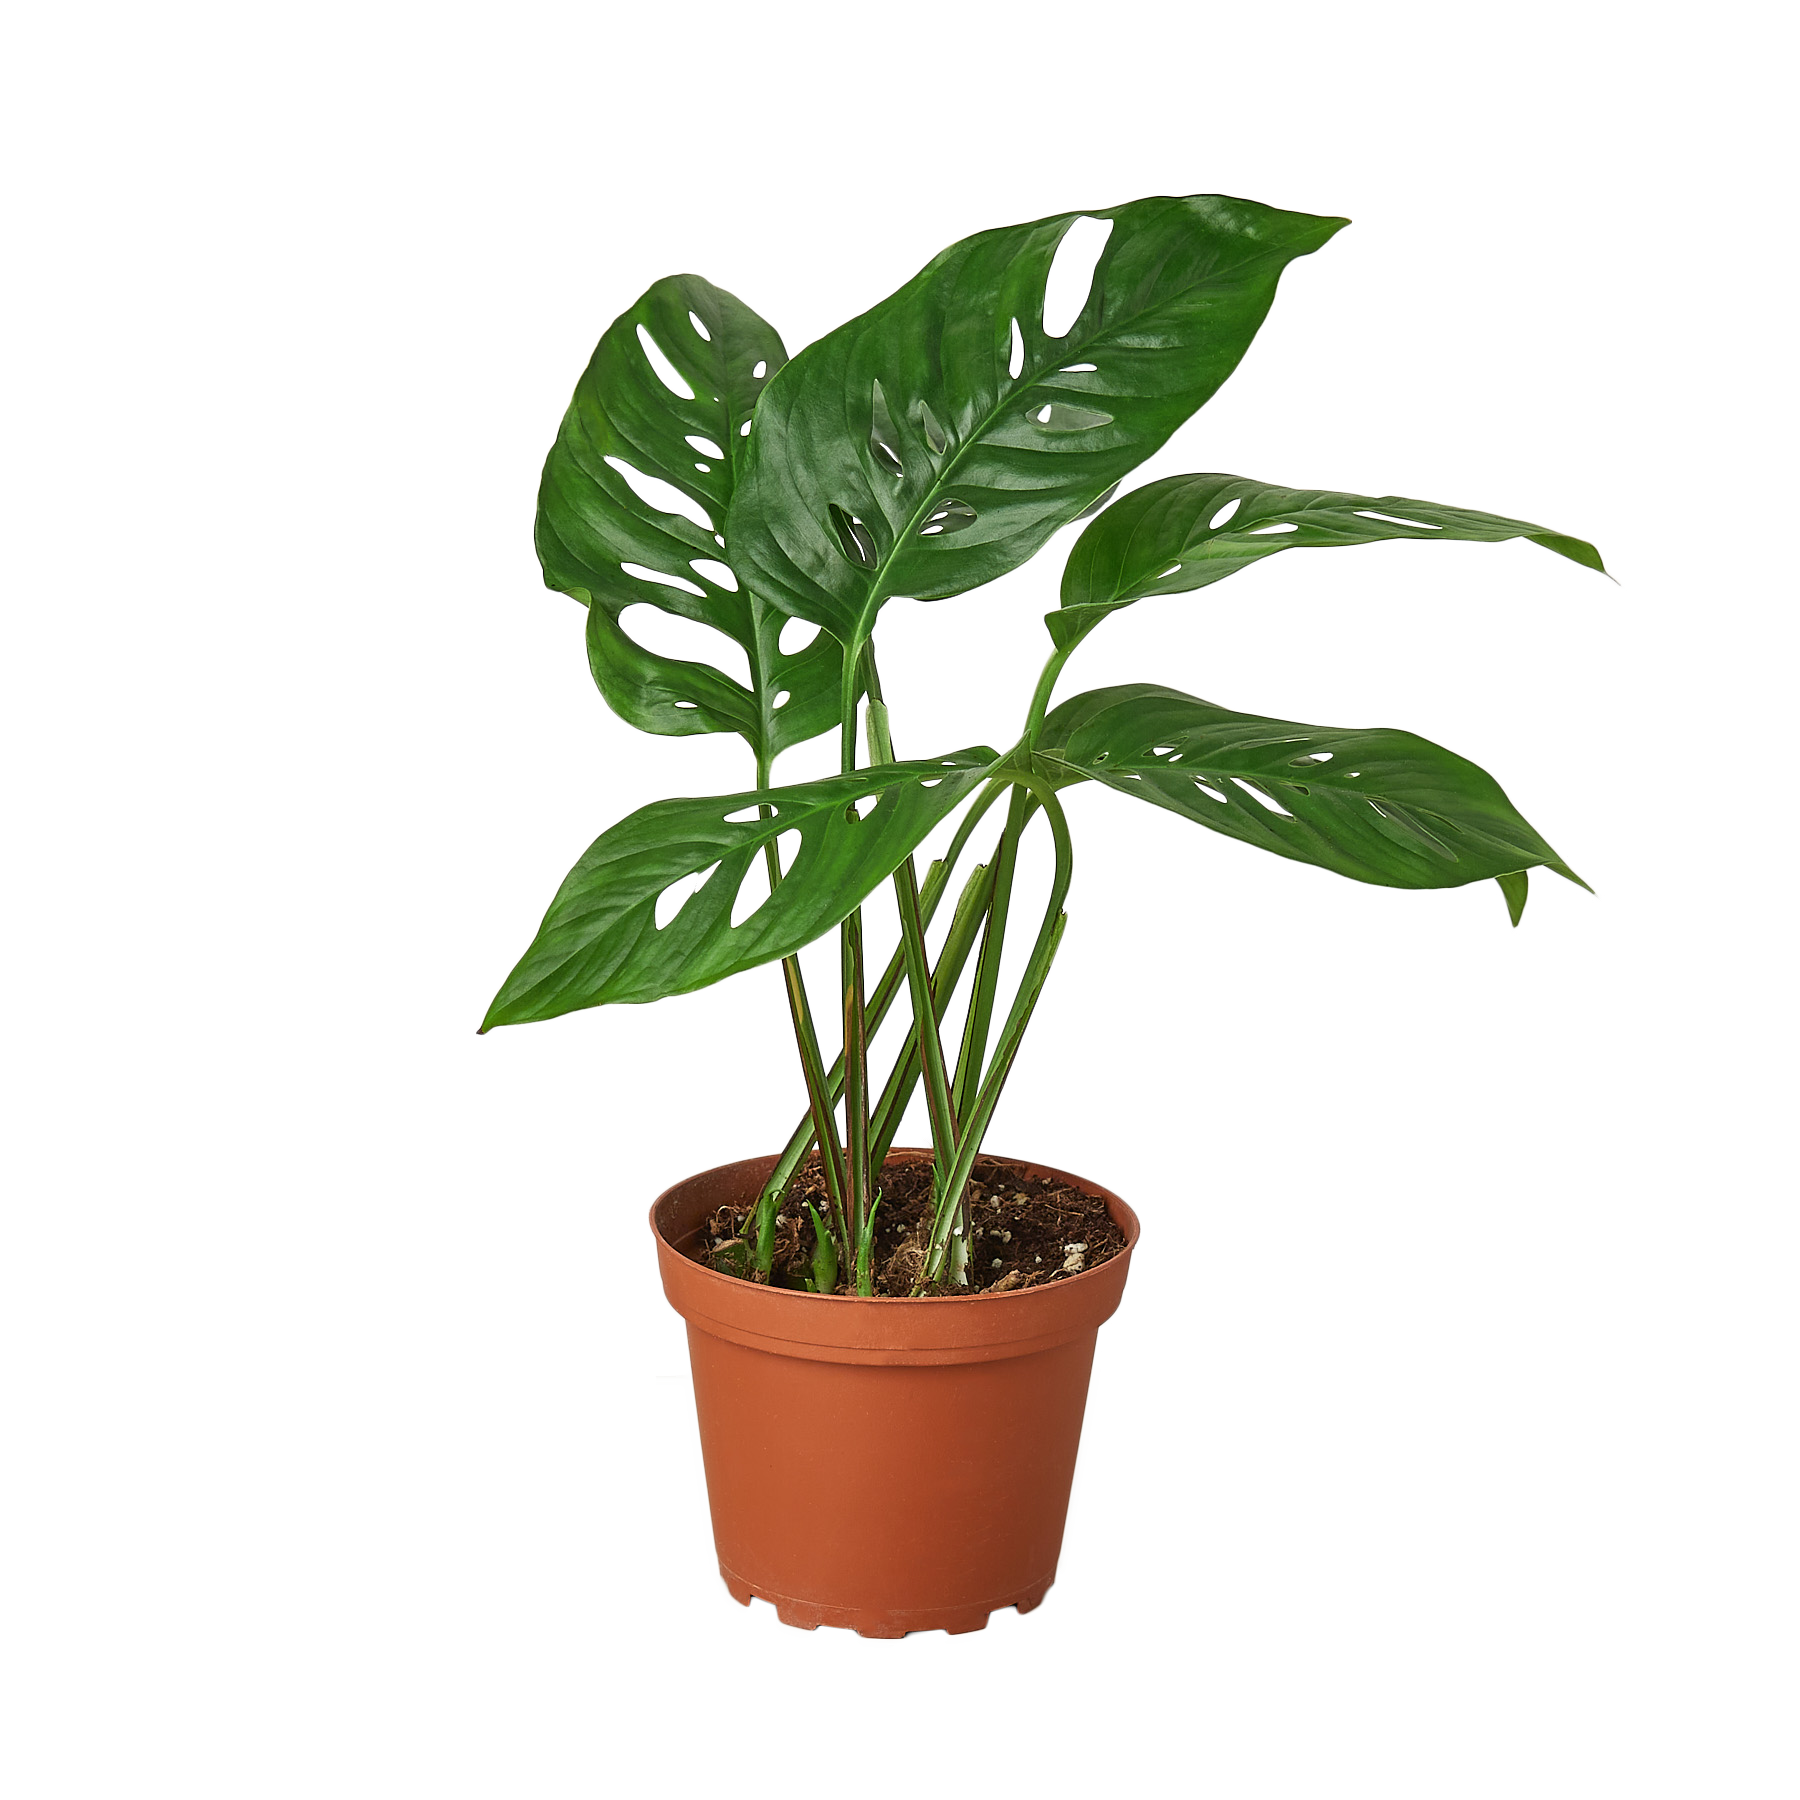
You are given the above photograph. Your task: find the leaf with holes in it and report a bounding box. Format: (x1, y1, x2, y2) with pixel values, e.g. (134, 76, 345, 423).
(1035, 683, 1584, 907)
(480, 748, 999, 1026)
(725, 196, 1348, 649)
(1048, 473, 1607, 647)
(534, 273, 845, 761)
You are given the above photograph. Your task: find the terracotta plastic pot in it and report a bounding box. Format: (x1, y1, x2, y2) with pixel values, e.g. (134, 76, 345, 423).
(651, 1148, 1139, 1638)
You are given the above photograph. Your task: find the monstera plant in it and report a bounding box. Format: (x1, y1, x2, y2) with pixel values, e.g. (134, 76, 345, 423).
(482, 194, 1601, 1300)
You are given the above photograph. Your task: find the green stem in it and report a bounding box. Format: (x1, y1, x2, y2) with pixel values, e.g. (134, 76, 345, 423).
(920, 773, 1074, 1288)
(869, 859, 994, 1169)
(842, 908, 869, 1253)
(758, 780, 1007, 1209)
(859, 642, 962, 1193)
(928, 778, 1007, 903)
(750, 748, 847, 1270)
(804, 1201, 839, 1295)
(951, 783, 1029, 1126)
(895, 855, 960, 1177)
(1023, 639, 1079, 746)
(947, 631, 1078, 1129)
(835, 633, 872, 1254)
(922, 913, 1068, 1287)
(781, 959, 847, 1243)
(948, 1230, 970, 1287)
(927, 912, 1070, 1284)
(837, 627, 868, 774)
(916, 638, 1079, 1283)
(854, 1194, 882, 1296)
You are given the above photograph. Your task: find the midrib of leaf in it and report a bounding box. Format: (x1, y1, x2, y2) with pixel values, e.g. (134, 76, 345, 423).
(1111, 500, 1176, 600)
(1047, 748, 1544, 854)
(704, 326, 784, 757)
(848, 253, 1263, 643)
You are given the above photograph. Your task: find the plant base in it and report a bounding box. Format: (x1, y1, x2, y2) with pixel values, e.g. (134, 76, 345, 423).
(653, 1149, 1139, 1638)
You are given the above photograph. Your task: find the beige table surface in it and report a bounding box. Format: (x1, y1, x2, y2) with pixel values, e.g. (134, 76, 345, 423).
(471, 1353, 1627, 1648)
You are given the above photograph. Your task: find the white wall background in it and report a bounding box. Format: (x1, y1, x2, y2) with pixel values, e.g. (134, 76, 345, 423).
(471, 189, 1627, 1375)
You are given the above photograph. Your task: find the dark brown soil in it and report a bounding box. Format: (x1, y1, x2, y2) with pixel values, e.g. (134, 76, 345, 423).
(687, 1153, 1126, 1297)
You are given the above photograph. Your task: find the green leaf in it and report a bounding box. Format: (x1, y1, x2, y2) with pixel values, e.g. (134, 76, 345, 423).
(480, 749, 999, 1028)
(1036, 683, 1585, 897)
(1497, 868, 1530, 927)
(534, 274, 845, 760)
(1049, 473, 1606, 648)
(726, 196, 1348, 648)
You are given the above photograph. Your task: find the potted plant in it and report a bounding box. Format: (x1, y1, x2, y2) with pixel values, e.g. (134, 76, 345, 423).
(481, 194, 1603, 1637)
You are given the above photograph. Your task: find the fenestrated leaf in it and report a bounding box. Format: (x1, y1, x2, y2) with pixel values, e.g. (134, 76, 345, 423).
(480, 749, 999, 1027)
(726, 196, 1348, 648)
(1049, 473, 1606, 648)
(1036, 684, 1584, 902)
(534, 273, 844, 760)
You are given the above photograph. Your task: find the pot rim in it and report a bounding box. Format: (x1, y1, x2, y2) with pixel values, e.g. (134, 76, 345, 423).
(651, 1148, 1139, 1366)
(651, 1145, 1140, 1305)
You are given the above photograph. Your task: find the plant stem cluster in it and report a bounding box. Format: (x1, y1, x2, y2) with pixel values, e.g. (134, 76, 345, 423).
(751, 636, 1072, 1295)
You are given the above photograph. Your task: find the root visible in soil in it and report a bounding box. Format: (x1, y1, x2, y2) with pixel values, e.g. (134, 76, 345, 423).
(687, 1153, 1127, 1297)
